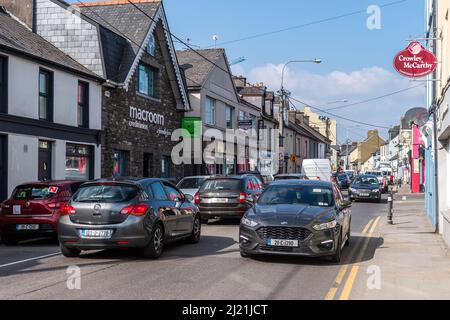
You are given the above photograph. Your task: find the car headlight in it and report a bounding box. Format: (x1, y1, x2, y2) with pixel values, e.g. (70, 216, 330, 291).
(313, 220, 337, 231)
(241, 217, 259, 227)
(349, 188, 356, 193)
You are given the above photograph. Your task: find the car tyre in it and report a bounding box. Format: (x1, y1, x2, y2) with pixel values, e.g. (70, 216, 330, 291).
(345, 224, 351, 247)
(60, 243, 81, 257)
(143, 223, 164, 259)
(187, 215, 201, 244)
(1, 235, 19, 246)
(240, 250, 251, 258)
(331, 232, 342, 263)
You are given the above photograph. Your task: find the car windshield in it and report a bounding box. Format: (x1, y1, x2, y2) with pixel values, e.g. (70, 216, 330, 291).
(257, 185, 334, 207)
(177, 178, 206, 189)
(73, 184, 139, 203)
(12, 185, 57, 200)
(200, 179, 241, 191)
(354, 177, 379, 185)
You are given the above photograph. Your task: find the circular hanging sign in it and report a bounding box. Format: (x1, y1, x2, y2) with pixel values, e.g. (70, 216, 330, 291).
(393, 41, 437, 78)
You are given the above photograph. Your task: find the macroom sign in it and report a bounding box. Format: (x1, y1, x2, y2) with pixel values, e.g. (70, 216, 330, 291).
(393, 41, 437, 78)
(128, 106, 170, 136)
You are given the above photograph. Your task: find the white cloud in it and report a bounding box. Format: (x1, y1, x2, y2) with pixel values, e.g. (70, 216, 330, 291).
(241, 64, 425, 142)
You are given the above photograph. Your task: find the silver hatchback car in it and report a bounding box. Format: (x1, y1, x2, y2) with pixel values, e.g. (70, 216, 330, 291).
(58, 178, 201, 259)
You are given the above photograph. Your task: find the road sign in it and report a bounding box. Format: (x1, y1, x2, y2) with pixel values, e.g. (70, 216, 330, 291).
(290, 154, 298, 163)
(393, 41, 437, 78)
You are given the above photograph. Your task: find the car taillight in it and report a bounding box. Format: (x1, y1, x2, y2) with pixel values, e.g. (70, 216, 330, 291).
(120, 204, 149, 216)
(60, 204, 76, 216)
(194, 193, 200, 204)
(239, 192, 249, 203)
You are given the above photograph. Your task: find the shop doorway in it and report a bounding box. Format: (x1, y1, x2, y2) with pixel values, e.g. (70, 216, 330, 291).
(38, 140, 52, 181)
(0, 135, 7, 201)
(143, 153, 153, 178)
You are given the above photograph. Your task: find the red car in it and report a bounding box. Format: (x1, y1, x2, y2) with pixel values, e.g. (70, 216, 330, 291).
(0, 180, 85, 245)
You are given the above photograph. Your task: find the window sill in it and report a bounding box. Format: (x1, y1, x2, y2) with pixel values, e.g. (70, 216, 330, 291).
(136, 92, 161, 103)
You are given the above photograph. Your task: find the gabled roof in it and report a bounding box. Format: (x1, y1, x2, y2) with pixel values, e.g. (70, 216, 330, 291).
(72, 0, 189, 110)
(176, 48, 224, 88)
(0, 7, 102, 81)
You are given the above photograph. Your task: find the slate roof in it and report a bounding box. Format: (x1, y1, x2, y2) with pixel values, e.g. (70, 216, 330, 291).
(0, 7, 102, 80)
(176, 48, 225, 88)
(76, 0, 160, 83)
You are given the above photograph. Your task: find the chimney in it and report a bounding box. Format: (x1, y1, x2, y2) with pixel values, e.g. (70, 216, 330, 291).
(0, 0, 34, 30)
(367, 129, 378, 138)
(233, 76, 246, 88)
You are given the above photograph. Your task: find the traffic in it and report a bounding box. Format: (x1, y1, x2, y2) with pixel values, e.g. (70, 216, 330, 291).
(0, 159, 394, 264)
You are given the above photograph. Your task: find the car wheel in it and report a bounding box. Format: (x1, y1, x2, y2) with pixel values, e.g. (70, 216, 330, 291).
(331, 232, 342, 263)
(143, 223, 164, 259)
(187, 215, 201, 244)
(345, 224, 351, 247)
(60, 243, 81, 258)
(240, 250, 251, 258)
(377, 197, 382, 203)
(1, 235, 19, 246)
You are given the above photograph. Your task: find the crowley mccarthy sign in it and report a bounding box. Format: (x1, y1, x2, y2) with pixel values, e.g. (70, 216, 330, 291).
(393, 41, 437, 78)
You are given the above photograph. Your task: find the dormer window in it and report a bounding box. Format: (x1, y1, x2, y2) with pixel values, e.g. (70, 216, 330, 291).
(147, 34, 156, 56)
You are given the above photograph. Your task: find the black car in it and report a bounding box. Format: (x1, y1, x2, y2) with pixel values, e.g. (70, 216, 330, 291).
(348, 175, 381, 202)
(239, 180, 351, 262)
(274, 174, 309, 181)
(195, 175, 263, 222)
(58, 178, 201, 259)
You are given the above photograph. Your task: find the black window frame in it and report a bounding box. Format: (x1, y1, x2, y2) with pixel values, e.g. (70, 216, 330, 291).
(77, 81, 89, 128)
(0, 55, 8, 114)
(38, 68, 54, 122)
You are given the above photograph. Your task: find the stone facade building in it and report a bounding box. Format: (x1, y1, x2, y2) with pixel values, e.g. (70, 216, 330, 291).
(25, 0, 190, 180)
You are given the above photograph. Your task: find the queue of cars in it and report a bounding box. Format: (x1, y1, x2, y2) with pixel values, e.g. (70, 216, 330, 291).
(0, 166, 358, 263)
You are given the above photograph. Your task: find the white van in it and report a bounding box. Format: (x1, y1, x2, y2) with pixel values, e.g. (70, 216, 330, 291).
(301, 159, 333, 182)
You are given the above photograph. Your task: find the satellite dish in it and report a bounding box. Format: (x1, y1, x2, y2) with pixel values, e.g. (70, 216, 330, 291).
(212, 35, 219, 41)
(404, 107, 429, 127)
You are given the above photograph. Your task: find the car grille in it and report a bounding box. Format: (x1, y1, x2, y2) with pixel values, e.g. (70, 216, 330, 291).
(256, 226, 312, 242)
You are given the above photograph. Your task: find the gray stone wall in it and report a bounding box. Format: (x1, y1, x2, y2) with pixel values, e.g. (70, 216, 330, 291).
(34, 0, 104, 77)
(101, 25, 184, 181)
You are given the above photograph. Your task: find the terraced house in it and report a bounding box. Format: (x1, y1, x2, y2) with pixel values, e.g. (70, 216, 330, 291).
(13, 0, 191, 180)
(0, 5, 103, 202)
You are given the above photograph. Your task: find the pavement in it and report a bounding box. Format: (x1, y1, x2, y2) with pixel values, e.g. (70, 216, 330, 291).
(349, 185, 450, 299)
(1, 190, 449, 300)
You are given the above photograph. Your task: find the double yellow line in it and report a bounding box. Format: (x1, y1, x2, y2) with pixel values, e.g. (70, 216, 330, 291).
(324, 216, 381, 300)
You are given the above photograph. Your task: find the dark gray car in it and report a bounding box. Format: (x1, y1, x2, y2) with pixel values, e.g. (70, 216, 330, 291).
(239, 180, 351, 262)
(348, 175, 382, 202)
(58, 178, 201, 259)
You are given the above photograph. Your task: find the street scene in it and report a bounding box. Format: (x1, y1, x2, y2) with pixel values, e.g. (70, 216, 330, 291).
(0, 0, 448, 303)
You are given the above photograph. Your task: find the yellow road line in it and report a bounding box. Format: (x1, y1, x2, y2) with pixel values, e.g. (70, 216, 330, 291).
(324, 218, 375, 300)
(339, 266, 360, 300)
(338, 216, 381, 300)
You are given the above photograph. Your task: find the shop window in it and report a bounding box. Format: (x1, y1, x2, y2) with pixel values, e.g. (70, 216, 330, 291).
(0, 56, 7, 114)
(77, 81, 89, 128)
(65, 144, 92, 180)
(113, 150, 128, 177)
(39, 69, 53, 121)
(138, 63, 157, 98)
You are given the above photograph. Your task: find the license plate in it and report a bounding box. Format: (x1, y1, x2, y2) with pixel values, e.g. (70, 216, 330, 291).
(79, 229, 113, 239)
(16, 224, 39, 231)
(268, 239, 299, 247)
(212, 198, 228, 203)
(360, 193, 370, 197)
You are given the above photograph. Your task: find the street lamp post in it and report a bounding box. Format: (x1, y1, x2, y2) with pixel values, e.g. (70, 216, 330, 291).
(279, 59, 322, 173)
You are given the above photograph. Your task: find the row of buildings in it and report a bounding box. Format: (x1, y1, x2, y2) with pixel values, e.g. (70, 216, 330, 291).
(0, 0, 333, 202)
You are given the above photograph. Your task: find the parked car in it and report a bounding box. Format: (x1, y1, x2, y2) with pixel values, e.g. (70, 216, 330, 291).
(301, 159, 333, 181)
(57, 178, 201, 259)
(0, 180, 85, 245)
(348, 175, 382, 202)
(337, 173, 351, 190)
(239, 180, 351, 262)
(274, 174, 309, 181)
(195, 175, 263, 222)
(177, 176, 213, 198)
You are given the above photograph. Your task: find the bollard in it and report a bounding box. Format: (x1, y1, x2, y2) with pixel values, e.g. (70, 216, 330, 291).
(387, 191, 394, 224)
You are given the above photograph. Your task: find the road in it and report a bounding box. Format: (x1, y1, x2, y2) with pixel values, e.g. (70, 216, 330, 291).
(0, 194, 387, 300)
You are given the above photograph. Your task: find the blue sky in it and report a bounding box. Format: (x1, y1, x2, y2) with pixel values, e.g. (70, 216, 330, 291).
(74, 0, 425, 142)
